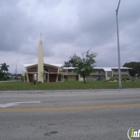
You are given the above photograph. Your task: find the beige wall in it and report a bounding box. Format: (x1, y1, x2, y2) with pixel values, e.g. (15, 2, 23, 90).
(67, 75, 76, 81)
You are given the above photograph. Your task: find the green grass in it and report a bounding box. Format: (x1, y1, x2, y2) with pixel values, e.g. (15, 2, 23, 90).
(0, 80, 140, 90)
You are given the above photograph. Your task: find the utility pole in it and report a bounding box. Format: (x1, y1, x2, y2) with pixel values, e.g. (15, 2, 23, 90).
(116, 0, 122, 89)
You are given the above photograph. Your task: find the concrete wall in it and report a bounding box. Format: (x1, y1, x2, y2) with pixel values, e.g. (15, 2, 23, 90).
(67, 75, 77, 81)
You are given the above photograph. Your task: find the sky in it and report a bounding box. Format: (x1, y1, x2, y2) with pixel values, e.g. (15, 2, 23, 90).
(0, 0, 140, 74)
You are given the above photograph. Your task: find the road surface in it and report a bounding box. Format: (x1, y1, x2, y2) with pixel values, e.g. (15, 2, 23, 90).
(0, 89, 140, 140)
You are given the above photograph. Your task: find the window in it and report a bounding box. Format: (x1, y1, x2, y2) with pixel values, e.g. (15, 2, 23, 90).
(68, 69, 72, 72)
(114, 69, 118, 72)
(64, 75, 68, 80)
(121, 69, 127, 72)
(107, 71, 112, 77)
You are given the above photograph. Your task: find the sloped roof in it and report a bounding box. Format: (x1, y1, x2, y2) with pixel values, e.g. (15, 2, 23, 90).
(23, 63, 37, 67)
(63, 66, 131, 71)
(63, 67, 75, 70)
(23, 63, 63, 68)
(95, 67, 131, 71)
(23, 63, 131, 71)
(50, 64, 63, 67)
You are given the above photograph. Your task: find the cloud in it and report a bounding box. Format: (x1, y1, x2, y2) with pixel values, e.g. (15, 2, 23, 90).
(0, 0, 140, 73)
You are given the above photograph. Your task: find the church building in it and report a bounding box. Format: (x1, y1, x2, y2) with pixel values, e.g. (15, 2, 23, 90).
(23, 39, 131, 83)
(23, 40, 64, 83)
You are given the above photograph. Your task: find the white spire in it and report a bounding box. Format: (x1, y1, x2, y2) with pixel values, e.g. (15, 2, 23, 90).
(37, 39, 44, 83)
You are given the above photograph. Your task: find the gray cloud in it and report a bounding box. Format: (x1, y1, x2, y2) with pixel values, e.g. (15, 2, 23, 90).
(0, 0, 140, 73)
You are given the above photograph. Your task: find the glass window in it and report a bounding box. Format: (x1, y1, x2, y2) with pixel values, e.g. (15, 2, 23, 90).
(121, 69, 127, 72)
(114, 69, 118, 72)
(107, 71, 112, 77)
(68, 69, 72, 72)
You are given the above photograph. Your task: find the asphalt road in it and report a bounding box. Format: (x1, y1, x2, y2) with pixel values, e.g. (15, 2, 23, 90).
(0, 89, 140, 140)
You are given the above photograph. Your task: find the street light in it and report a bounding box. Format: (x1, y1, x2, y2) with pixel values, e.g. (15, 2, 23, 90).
(116, 0, 122, 89)
(12, 64, 17, 79)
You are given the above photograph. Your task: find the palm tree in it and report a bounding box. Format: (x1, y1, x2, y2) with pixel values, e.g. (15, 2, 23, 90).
(0, 70, 4, 80)
(0, 63, 9, 78)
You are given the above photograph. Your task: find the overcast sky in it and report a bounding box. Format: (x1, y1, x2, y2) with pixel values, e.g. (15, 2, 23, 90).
(0, 0, 140, 74)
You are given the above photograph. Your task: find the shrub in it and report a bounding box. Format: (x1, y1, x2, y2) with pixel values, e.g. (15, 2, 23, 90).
(109, 77, 118, 81)
(121, 77, 130, 82)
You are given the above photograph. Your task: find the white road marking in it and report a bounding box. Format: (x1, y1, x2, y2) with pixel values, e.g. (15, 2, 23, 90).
(0, 101, 41, 108)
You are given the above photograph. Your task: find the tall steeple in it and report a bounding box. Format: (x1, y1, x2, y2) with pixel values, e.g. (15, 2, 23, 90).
(38, 34, 44, 82)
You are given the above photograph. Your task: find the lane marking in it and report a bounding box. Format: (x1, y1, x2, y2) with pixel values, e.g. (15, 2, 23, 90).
(0, 101, 41, 108)
(0, 103, 140, 112)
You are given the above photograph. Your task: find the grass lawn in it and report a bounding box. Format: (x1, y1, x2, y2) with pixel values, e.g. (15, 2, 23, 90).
(0, 80, 140, 90)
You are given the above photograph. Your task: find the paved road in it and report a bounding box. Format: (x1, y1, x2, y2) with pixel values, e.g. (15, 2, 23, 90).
(0, 89, 140, 140)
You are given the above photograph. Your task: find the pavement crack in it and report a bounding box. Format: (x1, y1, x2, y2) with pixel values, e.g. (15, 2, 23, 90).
(29, 126, 42, 137)
(44, 131, 58, 136)
(30, 123, 36, 127)
(48, 123, 55, 126)
(33, 127, 40, 134)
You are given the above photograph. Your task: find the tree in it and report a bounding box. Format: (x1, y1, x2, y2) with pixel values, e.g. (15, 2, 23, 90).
(63, 61, 72, 67)
(65, 50, 97, 83)
(123, 62, 140, 76)
(0, 63, 9, 73)
(0, 63, 9, 80)
(0, 70, 4, 80)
